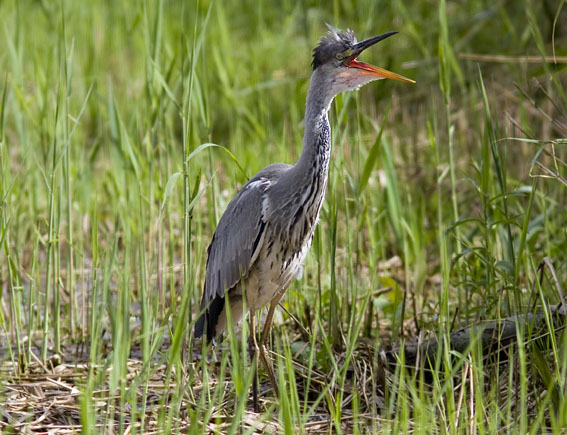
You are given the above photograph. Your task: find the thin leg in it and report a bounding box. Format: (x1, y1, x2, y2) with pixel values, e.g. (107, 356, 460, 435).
(259, 293, 284, 345)
(249, 311, 259, 413)
(258, 293, 285, 397)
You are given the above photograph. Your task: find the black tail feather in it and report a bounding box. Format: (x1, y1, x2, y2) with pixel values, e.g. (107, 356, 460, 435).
(194, 295, 225, 343)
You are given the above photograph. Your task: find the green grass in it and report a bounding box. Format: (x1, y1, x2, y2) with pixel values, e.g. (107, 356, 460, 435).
(1, 0, 566, 433)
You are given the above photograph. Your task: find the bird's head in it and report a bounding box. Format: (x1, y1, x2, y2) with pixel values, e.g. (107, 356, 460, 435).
(312, 25, 414, 94)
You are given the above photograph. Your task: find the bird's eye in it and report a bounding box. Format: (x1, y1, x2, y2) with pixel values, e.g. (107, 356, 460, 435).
(336, 53, 345, 61)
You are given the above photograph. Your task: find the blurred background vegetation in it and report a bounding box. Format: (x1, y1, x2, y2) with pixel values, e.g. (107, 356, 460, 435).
(1, 0, 566, 432)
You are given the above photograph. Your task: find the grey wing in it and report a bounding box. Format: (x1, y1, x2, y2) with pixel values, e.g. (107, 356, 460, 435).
(194, 163, 291, 341)
(194, 177, 270, 340)
(206, 180, 269, 301)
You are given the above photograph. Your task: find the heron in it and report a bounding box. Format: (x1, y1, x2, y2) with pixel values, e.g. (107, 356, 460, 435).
(195, 25, 414, 408)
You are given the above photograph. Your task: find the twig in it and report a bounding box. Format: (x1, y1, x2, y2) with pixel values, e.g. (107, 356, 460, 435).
(459, 54, 567, 64)
(543, 257, 566, 307)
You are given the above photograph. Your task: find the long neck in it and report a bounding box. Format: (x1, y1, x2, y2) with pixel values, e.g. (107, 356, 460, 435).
(294, 68, 335, 177)
(270, 68, 336, 247)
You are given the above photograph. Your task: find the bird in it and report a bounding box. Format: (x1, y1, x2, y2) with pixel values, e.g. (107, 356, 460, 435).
(194, 25, 414, 409)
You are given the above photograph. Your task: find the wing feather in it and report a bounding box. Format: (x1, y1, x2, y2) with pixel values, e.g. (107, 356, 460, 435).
(194, 163, 291, 340)
(206, 180, 268, 301)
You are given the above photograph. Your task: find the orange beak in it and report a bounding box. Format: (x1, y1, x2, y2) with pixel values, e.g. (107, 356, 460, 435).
(346, 31, 415, 84)
(347, 58, 415, 83)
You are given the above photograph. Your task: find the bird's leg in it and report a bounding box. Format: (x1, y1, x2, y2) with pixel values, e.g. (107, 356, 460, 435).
(258, 293, 285, 397)
(249, 311, 260, 413)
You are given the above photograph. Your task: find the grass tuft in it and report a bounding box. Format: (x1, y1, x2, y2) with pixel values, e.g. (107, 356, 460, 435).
(0, 0, 566, 433)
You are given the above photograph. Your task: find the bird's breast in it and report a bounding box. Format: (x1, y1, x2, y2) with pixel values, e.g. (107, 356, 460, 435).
(249, 146, 330, 310)
(251, 226, 313, 311)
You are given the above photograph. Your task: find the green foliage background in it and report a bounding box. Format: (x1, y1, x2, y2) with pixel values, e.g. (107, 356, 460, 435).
(0, 0, 566, 432)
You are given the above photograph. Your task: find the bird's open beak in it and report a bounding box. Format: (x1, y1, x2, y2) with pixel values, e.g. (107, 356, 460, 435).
(347, 32, 415, 84)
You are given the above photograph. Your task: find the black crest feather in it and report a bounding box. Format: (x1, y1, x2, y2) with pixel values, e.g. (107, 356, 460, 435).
(312, 25, 357, 70)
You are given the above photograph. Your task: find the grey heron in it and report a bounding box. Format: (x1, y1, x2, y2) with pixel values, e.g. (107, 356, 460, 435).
(194, 25, 414, 408)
